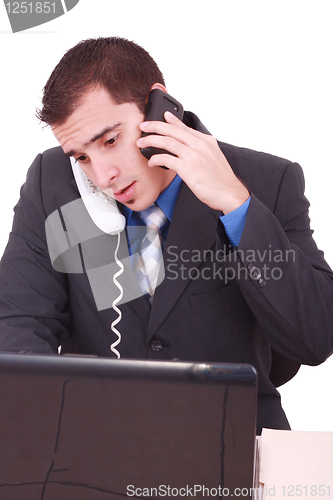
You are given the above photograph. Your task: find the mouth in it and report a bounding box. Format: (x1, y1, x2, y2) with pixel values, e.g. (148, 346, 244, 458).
(111, 181, 136, 203)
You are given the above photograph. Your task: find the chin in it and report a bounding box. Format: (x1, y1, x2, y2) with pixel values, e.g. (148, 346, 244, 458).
(129, 197, 157, 212)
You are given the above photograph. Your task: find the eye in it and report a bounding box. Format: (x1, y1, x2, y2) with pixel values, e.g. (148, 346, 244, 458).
(105, 134, 119, 146)
(74, 154, 88, 163)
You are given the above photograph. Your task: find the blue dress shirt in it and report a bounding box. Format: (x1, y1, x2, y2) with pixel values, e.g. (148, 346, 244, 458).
(123, 175, 250, 250)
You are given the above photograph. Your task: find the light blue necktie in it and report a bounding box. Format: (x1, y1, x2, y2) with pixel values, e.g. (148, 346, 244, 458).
(134, 204, 167, 302)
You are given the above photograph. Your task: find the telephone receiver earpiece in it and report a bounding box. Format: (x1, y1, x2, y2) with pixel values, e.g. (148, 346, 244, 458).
(70, 157, 126, 235)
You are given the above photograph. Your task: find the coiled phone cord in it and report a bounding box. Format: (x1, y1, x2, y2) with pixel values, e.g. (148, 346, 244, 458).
(110, 228, 124, 359)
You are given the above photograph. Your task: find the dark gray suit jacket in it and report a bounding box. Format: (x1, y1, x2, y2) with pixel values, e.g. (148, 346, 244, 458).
(1, 112, 333, 434)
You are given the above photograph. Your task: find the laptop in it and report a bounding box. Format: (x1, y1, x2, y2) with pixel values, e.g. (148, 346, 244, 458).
(0, 353, 257, 500)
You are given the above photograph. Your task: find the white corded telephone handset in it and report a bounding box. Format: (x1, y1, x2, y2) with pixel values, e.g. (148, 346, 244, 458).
(70, 158, 126, 235)
(71, 157, 126, 359)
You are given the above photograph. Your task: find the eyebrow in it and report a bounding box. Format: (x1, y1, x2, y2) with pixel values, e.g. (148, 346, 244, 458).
(64, 122, 123, 157)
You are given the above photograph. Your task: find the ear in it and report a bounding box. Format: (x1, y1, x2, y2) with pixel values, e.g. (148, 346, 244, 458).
(150, 82, 167, 93)
(145, 82, 167, 103)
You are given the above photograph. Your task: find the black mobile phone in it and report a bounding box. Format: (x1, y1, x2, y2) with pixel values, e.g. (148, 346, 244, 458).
(140, 88, 184, 169)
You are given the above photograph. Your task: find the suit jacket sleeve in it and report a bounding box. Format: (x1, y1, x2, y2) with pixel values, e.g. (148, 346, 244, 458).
(0, 153, 70, 353)
(217, 160, 333, 366)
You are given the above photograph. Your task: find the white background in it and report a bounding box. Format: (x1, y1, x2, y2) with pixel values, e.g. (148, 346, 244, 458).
(0, 0, 332, 431)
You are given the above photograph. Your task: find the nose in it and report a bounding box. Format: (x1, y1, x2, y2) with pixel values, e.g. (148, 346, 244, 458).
(90, 155, 119, 190)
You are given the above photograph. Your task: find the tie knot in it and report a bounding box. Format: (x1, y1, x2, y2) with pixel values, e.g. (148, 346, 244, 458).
(138, 204, 167, 233)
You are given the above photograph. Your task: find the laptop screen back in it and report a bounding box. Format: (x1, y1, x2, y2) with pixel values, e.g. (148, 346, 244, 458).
(0, 354, 257, 500)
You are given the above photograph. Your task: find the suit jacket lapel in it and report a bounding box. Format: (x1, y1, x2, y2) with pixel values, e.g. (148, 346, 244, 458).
(69, 178, 151, 321)
(70, 174, 221, 334)
(147, 182, 220, 339)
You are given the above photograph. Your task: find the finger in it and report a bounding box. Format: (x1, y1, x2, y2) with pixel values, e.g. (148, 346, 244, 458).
(140, 114, 210, 147)
(147, 153, 180, 171)
(137, 134, 185, 158)
(163, 111, 185, 126)
(164, 111, 214, 141)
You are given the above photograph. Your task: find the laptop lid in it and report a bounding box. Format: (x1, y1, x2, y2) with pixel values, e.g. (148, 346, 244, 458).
(0, 353, 257, 500)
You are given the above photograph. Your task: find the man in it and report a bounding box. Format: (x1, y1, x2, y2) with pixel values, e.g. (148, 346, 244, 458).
(0, 37, 332, 434)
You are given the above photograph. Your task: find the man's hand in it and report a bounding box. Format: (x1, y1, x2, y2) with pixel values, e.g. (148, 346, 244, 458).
(137, 111, 250, 214)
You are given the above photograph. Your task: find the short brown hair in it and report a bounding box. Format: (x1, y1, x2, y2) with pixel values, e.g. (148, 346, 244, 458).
(36, 37, 165, 126)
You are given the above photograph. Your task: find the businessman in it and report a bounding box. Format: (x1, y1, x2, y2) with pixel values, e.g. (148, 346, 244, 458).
(0, 37, 333, 433)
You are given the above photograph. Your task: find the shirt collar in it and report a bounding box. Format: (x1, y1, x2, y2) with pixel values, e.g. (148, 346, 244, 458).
(123, 174, 182, 225)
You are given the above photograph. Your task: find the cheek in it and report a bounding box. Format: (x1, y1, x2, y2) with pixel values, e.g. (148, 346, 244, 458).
(121, 141, 168, 193)
(142, 164, 163, 185)
(123, 141, 149, 170)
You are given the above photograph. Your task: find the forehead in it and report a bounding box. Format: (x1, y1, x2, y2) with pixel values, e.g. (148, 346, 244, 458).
(51, 87, 143, 152)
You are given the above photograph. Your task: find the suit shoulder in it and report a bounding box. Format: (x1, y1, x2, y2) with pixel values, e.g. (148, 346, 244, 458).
(40, 146, 72, 173)
(218, 140, 292, 174)
(27, 146, 70, 177)
(34, 146, 73, 185)
(23, 146, 77, 215)
(217, 141, 304, 210)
